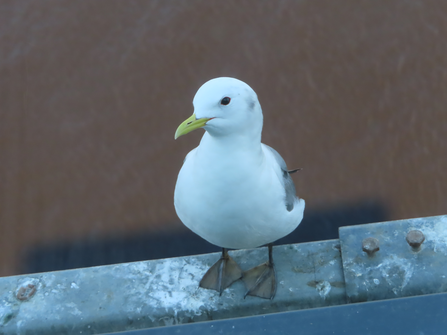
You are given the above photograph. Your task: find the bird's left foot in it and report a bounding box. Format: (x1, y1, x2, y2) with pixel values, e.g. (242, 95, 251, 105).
(242, 244, 277, 300)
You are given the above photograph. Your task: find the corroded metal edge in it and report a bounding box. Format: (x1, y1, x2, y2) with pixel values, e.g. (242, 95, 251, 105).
(339, 215, 447, 303)
(0, 240, 345, 335)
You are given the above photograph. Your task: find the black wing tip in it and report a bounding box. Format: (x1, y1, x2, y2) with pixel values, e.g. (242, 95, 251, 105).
(288, 168, 303, 174)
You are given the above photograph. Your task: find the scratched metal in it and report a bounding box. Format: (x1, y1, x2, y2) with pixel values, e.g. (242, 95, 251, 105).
(339, 215, 447, 303)
(0, 240, 345, 335)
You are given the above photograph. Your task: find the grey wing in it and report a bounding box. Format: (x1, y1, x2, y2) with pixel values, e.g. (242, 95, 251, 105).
(263, 144, 297, 212)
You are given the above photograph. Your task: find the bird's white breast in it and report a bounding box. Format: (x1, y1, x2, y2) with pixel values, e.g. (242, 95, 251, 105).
(174, 135, 304, 249)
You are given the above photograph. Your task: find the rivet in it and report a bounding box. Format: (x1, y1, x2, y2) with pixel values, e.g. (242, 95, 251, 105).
(362, 237, 380, 256)
(406, 230, 425, 250)
(16, 284, 36, 301)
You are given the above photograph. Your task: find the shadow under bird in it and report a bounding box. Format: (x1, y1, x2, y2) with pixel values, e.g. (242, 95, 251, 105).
(174, 77, 305, 299)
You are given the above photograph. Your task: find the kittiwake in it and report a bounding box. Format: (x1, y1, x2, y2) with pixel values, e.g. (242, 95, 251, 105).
(174, 77, 305, 299)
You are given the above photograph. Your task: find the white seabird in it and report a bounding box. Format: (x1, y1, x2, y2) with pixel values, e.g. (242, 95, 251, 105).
(174, 77, 305, 299)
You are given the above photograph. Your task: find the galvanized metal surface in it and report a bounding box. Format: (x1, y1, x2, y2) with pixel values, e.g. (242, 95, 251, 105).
(0, 240, 345, 335)
(112, 292, 447, 335)
(2, 214, 447, 335)
(339, 215, 447, 303)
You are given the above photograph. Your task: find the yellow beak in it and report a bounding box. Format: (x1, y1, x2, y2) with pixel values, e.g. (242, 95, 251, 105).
(175, 114, 211, 139)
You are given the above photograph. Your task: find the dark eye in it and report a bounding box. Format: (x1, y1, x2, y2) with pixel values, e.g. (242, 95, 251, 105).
(220, 97, 231, 105)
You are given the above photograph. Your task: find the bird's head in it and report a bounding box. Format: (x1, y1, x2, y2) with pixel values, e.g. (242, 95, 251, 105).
(175, 77, 263, 139)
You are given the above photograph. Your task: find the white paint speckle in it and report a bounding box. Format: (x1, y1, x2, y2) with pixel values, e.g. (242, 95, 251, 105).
(42, 274, 56, 287)
(421, 218, 447, 254)
(378, 256, 414, 294)
(119, 257, 231, 319)
(16, 320, 24, 330)
(131, 262, 150, 274)
(316, 281, 331, 299)
(146, 259, 222, 314)
(66, 302, 82, 316)
(71, 282, 79, 289)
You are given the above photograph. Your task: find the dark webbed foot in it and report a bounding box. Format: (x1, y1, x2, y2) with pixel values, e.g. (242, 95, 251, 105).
(242, 244, 277, 300)
(200, 248, 242, 295)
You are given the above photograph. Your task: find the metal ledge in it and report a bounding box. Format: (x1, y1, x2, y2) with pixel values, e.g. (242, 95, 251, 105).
(0, 240, 345, 334)
(0, 215, 446, 335)
(113, 292, 447, 335)
(339, 215, 447, 302)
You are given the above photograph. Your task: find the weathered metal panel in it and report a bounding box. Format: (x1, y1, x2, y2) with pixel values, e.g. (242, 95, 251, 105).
(113, 292, 447, 335)
(0, 240, 345, 335)
(339, 215, 447, 303)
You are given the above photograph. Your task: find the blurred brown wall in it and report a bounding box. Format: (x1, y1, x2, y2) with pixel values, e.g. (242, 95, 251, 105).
(1, 0, 446, 276)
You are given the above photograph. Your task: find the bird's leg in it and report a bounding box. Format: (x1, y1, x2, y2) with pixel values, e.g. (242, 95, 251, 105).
(199, 248, 242, 295)
(242, 243, 277, 300)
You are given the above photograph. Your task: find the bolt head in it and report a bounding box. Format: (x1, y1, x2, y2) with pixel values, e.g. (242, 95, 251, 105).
(406, 230, 425, 249)
(362, 237, 380, 256)
(16, 284, 36, 301)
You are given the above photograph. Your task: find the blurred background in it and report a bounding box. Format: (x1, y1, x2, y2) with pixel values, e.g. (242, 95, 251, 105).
(1, 0, 446, 277)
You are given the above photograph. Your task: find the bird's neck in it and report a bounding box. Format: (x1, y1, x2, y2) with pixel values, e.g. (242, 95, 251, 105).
(197, 131, 263, 165)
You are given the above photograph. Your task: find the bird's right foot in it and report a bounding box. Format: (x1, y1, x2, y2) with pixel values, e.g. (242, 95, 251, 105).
(199, 248, 242, 295)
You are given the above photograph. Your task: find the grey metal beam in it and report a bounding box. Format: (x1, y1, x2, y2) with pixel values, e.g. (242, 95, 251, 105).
(339, 215, 447, 303)
(111, 292, 447, 335)
(0, 240, 345, 335)
(2, 214, 447, 335)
